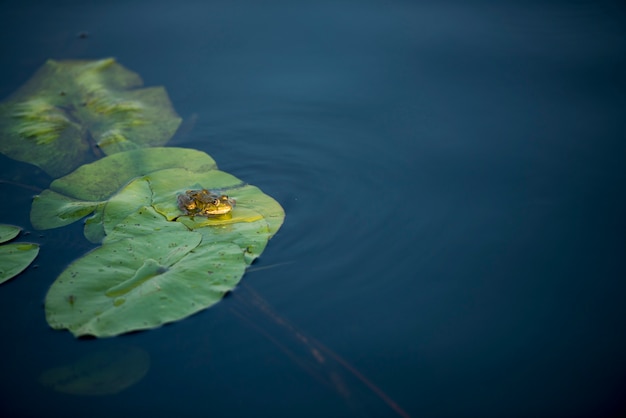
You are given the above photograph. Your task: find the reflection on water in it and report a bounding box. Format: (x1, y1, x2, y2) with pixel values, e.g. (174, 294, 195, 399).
(1, 0, 626, 417)
(39, 346, 150, 396)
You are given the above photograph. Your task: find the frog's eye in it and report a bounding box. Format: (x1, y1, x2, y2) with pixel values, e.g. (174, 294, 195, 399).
(212, 199, 220, 206)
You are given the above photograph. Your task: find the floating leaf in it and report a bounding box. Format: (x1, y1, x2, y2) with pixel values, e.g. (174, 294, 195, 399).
(0, 58, 182, 177)
(0, 244, 40, 284)
(45, 206, 253, 337)
(0, 224, 39, 285)
(42, 148, 284, 336)
(0, 224, 21, 244)
(39, 346, 150, 396)
(30, 147, 217, 232)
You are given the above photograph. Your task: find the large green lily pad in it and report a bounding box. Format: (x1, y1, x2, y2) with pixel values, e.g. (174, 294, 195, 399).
(43, 157, 285, 336)
(39, 346, 150, 395)
(45, 207, 250, 337)
(0, 224, 39, 285)
(0, 58, 182, 177)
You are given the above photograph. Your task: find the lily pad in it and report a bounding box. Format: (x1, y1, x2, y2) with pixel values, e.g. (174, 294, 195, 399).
(45, 206, 250, 337)
(0, 243, 40, 284)
(44, 162, 283, 336)
(0, 224, 39, 285)
(0, 58, 182, 177)
(39, 346, 150, 396)
(36, 145, 284, 337)
(0, 224, 21, 244)
(31, 147, 217, 232)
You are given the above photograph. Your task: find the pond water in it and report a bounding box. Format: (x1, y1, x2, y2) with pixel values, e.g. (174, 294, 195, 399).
(1, 1, 625, 417)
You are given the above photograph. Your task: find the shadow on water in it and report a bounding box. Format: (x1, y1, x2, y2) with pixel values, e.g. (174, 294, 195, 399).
(229, 281, 410, 418)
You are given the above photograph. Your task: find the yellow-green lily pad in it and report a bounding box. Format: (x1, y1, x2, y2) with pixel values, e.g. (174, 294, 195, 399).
(0, 58, 182, 177)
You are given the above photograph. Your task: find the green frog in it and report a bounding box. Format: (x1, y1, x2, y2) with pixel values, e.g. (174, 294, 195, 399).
(177, 189, 235, 217)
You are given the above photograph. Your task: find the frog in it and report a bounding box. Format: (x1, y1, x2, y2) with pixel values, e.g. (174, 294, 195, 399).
(177, 189, 235, 217)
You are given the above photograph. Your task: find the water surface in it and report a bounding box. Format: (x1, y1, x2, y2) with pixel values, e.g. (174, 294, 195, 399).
(1, 1, 625, 417)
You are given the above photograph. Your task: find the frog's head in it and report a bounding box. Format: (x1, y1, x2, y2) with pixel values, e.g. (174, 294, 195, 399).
(201, 195, 235, 216)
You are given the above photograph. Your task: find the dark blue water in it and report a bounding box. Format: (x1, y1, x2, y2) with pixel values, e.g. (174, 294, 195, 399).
(1, 1, 625, 417)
